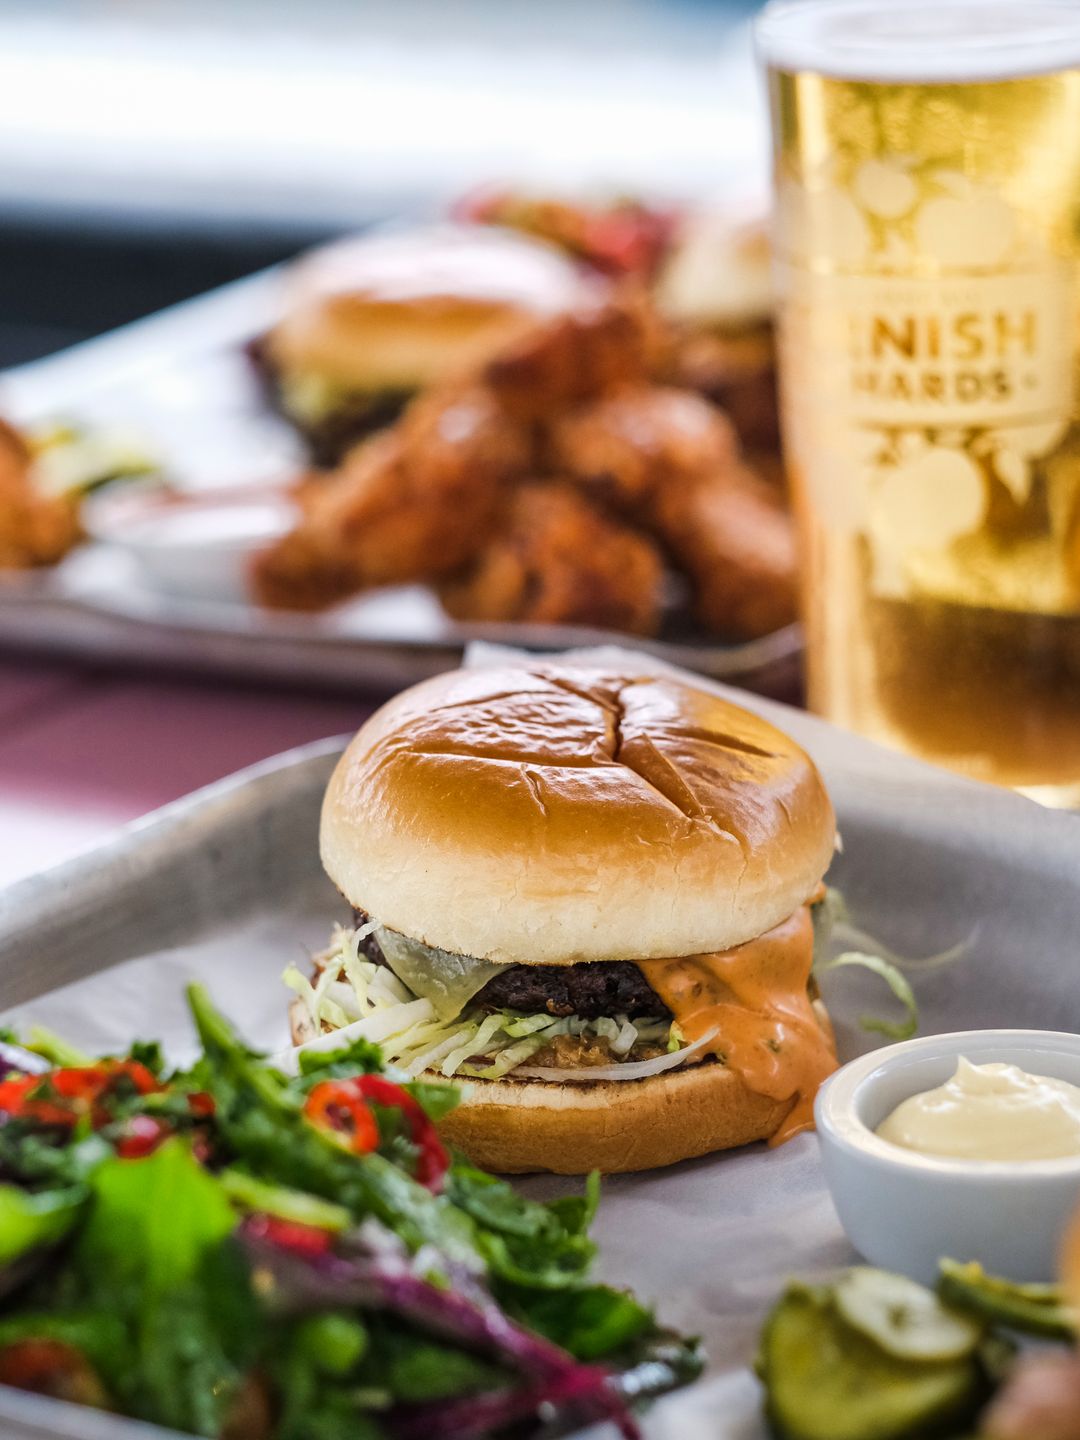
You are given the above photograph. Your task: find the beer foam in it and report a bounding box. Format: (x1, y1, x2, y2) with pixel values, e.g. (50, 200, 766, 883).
(757, 0, 1080, 83)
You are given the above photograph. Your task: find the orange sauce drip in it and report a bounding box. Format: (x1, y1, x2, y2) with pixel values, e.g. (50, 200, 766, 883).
(636, 902, 837, 1146)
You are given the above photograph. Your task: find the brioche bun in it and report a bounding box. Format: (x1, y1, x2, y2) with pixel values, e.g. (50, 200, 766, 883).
(321, 663, 835, 966)
(439, 1058, 787, 1174)
(289, 998, 834, 1173)
(267, 225, 598, 394)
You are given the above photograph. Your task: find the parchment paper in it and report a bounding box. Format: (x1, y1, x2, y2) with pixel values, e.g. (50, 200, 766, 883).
(4, 645, 1080, 1439)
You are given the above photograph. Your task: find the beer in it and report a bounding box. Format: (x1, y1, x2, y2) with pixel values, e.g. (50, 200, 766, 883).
(758, 0, 1080, 804)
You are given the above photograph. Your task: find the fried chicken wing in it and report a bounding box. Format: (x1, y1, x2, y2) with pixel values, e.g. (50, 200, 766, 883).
(0, 419, 81, 569)
(653, 467, 798, 637)
(438, 480, 664, 635)
(483, 295, 662, 420)
(549, 385, 741, 509)
(671, 326, 780, 455)
(251, 387, 530, 610)
(551, 387, 797, 637)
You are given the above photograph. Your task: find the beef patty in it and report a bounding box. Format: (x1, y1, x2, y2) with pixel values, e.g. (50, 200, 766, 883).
(355, 920, 669, 1021)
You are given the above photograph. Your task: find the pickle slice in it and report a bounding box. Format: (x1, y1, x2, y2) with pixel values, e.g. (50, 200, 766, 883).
(835, 1267, 982, 1361)
(938, 1259, 1076, 1340)
(761, 1284, 985, 1440)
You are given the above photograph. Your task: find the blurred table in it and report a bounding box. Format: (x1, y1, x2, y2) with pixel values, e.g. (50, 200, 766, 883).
(0, 658, 374, 887)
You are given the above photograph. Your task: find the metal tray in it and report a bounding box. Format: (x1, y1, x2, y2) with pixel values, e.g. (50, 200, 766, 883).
(0, 272, 802, 698)
(2, 673, 1080, 1440)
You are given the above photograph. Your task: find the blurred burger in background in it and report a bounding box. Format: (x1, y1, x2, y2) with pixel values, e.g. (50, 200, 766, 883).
(656, 208, 779, 462)
(254, 224, 601, 467)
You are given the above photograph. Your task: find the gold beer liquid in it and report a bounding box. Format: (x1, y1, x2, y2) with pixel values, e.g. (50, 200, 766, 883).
(761, 2, 1080, 804)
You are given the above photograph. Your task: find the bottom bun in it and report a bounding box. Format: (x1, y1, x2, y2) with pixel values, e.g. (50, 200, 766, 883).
(288, 999, 833, 1175)
(437, 1060, 796, 1174)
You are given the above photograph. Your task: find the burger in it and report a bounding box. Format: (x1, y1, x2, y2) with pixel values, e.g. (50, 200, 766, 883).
(255, 224, 600, 467)
(655, 208, 780, 456)
(287, 663, 838, 1174)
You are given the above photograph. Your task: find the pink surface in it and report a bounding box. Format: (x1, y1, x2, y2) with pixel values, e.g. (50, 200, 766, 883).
(0, 658, 376, 885)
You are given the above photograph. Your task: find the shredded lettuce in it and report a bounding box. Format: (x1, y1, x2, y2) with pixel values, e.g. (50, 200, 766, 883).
(283, 927, 674, 1083)
(812, 885, 970, 1041)
(815, 951, 918, 1041)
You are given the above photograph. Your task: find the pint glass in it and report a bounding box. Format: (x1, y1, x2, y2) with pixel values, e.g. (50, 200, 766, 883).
(757, 0, 1080, 804)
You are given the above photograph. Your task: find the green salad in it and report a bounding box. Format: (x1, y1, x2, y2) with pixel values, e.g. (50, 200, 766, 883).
(0, 987, 699, 1439)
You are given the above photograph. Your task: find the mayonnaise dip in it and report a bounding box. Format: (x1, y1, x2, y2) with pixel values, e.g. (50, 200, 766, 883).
(876, 1057, 1080, 1162)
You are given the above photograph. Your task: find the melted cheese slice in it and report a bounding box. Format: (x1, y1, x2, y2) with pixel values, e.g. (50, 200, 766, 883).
(636, 903, 837, 1146)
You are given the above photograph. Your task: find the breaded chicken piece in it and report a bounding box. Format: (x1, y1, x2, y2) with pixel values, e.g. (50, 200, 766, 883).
(438, 480, 664, 635)
(251, 387, 531, 610)
(672, 326, 780, 454)
(548, 385, 741, 509)
(483, 294, 661, 421)
(551, 387, 797, 637)
(653, 468, 798, 637)
(0, 419, 81, 569)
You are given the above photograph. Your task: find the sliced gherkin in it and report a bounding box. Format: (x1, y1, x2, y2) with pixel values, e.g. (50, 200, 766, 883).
(760, 1283, 986, 1440)
(835, 1267, 983, 1361)
(938, 1259, 1076, 1340)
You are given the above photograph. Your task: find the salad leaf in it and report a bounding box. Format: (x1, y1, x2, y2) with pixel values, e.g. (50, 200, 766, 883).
(0, 1184, 86, 1269)
(447, 1166, 597, 1290)
(239, 1219, 637, 1438)
(403, 1079, 461, 1123)
(377, 1327, 507, 1402)
(546, 1169, 601, 1238)
(297, 1035, 385, 1080)
(23, 1029, 92, 1069)
(71, 1139, 251, 1435)
(511, 1284, 655, 1361)
(124, 1039, 167, 1077)
(0, 1127, 111, 1191)
(447, 1167, 551, 1239)
(217, 1168, 352, 1231)
(0, 1184, 86, 1296)
(270, 1311, 381, 1440)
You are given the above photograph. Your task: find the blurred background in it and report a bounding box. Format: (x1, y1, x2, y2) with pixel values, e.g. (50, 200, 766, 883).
(0, 0, 766, 367)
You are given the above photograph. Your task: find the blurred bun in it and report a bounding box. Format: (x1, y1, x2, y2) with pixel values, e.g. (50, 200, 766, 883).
(267, 224, 599, 394)
(657, 210, 773, 332)
(321, 663, 835, 966)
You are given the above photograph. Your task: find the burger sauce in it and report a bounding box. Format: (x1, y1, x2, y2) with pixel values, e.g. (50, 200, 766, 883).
(636, 905, 837, 1145)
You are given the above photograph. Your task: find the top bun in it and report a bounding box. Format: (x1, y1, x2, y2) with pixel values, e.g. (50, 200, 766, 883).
(321, 665, 835, 966)
(267, 225, 599, 393)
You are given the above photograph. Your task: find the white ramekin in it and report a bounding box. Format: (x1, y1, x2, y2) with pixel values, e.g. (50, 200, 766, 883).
(815, 1029, 1080, 1283)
